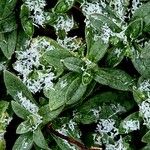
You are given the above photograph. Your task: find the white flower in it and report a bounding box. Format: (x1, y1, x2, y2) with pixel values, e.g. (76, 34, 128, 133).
(96, 119, 118, 138)
(25, 0, 46, 26)
(100, 23, 112, 44)
(139, 98, 150, 128)
(54, 16, 74, 33)
(122, 119, 140, 133)
(17, 92, 39, 114)
(68, 120, 77, 132)
(17, 92, 43, 131)
(106, 136, 127, 150)
(131, 0, 142, 15)
(91, 107, 101, 120)
(138, 79, 150, 92)
(82, 2, 103, 16)
(14, 38, 55, 93)
(114, 48, 122, 58)
(109, 0, 125, 21)
(57, 36, 81, 51)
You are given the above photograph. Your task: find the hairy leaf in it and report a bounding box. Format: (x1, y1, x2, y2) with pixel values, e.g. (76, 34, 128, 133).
(39, 104, 63, 125)
(12, 133, 33, 150)
(20, 5, 34, 37)
(53, 0, 75, 13)
(65, 76, 87, 105)
(33, 128, 48, 149)
(4, 70, 36, 104)
(0, 30, 17, 59)
(93, 67, 135, 91)
(11, 101, 31, 120)
(125, 18, 143, 39)
(63, 57, 85, 73)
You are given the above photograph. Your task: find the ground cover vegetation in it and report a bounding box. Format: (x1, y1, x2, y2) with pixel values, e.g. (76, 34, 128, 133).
(0, 0, 150, 149)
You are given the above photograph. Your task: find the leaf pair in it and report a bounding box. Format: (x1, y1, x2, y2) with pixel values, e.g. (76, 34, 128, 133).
(44, 72, 87, 111)
(12, 128, 49, 150)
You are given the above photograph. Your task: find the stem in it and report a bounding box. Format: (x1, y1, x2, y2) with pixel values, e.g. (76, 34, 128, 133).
(48, 124, 88, 150)
(47, 124, 102, 150)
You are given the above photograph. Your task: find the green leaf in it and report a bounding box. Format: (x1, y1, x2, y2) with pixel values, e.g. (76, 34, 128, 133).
(20, 5, 34, 37)
(45, 73, 78, 111)
(133, 2, 150, 19)
(33, 128, 48, 149)
(133, 2, 150, 32)
(16, 120, 32, 134)
(0, 100, 9, 114)
(85, 27, 94, 54)
(133, 86, 146, 104)
(131, 43, 150, 78)
(143, 15, 150, 32)
(0, 139, 6, 150)
(12, 133, 33, 150)
(82, 70, 93, 85)
(52, 135, 76, 150)
(89, 14, 122, 33)
(106, 47, 125, 67)
(0, 14, 17, 33)
(65, 76, 87, 105)
(0, 0, 17, 20)
(41, 38, 72, 76)
(63, 57, 85, 73)
(125, 18, 143, 39)
(39, 104, 63, 125)
(15, 28, 29, 51)
(76, 92, 133, 124)
(93, 67, 135, 91)
(142, 130, 150, 144)
(141, 145, 150, 150)
(81, 80, 96, 101)
(87, 38, 108, 63)
(53, 0, 75, 13)
(0, 30, 17, 59)
(4, 70, 36, 104)
(11, 101, 31, 120)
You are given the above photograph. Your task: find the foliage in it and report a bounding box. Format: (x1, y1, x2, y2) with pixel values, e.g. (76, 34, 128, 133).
(0, 0, 150, 149)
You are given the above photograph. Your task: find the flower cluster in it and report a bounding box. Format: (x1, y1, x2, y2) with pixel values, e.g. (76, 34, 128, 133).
(95, 119, 127, 150)
(122, 119, 140, 133)
(139, 98, 150, 128)
(25, 0, 46, 26)
(17, 92, 42, 131)
(131, 0, 142, 14)
(14, 38, 55, 93)
(57, 36, 81, 51)
(139, 79, 150, 92)
(54, 15, 74, 33)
